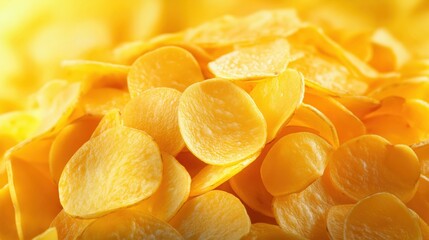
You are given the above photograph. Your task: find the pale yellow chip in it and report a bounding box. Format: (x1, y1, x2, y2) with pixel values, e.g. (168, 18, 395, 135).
(133, 153, 191, 221)
(78, 209, 183, 240)
(0, 184, 19, 239)
(127, 46, 204, 98)
(242, 223, 305, 240)
(123, 87, 184, 155)
(50, 210, 94, 240)
(208, 39, 290, 80)
(32, 227, 58, 240)
(344, 192, 421, 240)
(49, 115, 100, 183)
(91, 109, 122, 138)
(178, 79, 267, 166)
(327, 134, 420, 202)
(273, 178, 334, 240)
(261, 132, 333, 196)
(59, 126, 162, 218)
(79, 87, 130, 116)
(250, 69, 305, 141)
(6, 159, 62, 240)
(170, 190, 251, 240)
(326, 205, 353, 240)
(407, 176, 429, 224)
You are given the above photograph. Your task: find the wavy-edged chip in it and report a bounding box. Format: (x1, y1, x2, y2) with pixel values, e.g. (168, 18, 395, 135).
(33, 227, 58, 240)
(0, 184, 18, 239)
(242, 223, 305, 240)
(326, 205, 353, 240)
(344, 192, 421, 240)
(261, 132, 333, 196)
(209, 39, 290, 80)
(170, 190, 250, 240)
(50, 210, 94, 240)
(250, 69, 304, 142)
(133, 153, 191, 221)
(327, 134, 420, 202)
(127, 46, 204, 97)
(178, 79, 266, 166)
(78, 209, 183, 240)
(91, 109, 122, 138)
(123, 87, 184, 155)
(59, 126, 162, 218)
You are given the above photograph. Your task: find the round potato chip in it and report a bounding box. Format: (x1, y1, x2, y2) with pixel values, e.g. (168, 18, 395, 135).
(58, 126, 162, 218)
(50, 210, 94, 240)
(261, 132, 333, 196)
(327, 134, 420, 202)
(178, 79, 266, 166)
(127, 46, 204, 98)
(170, 190, 250, 240)
(242, 223, 305, 240)
(344, 192, 421, 240)
(326, 205, 353, 240)
(78, 209, 183, 240)
(123, 87, 184, 155)
(250, 69, 305, 142)
(133, 153, 190, 221)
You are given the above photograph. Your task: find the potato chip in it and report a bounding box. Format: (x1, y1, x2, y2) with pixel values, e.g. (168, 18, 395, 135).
(335, 95, 380, 120)
(170, 190, 251, 240)
(78, 209, 183, 240)
(261, 132, 333, 196)
(91, 109, 122, 138)
(5, 135, 54, 166)
(327, 134, 420, 202)
(0, 184, 19, 239)
(250, 69, 305, 141)
(175, 151, 206, 178)
(6, 159, 62, 240)
(369, 77, 429, 102)
(123, 87, 184, 155)
(412, 140, 429, 178)
(133, 153, 190, 221)
(50, 210, 94, 240)
(0, 110, 40, 143)
(417, 216, 429, 240)
(49, 115, 100, 183)
(127, 46, 204, 98)
(59, 126, 162, 218)
(208, 39, 290, 80)
(344, 192, 421, 240)
(33, 227, 58, 240)
(407, 176, 429, 224)
(178, 79, 266, 166)
(326, 205, 353, 240)
(273, 178, 334, 240)
(242, 223, 305, 240)
(190, 153, 258, 196)
(79, 88, 130, 116)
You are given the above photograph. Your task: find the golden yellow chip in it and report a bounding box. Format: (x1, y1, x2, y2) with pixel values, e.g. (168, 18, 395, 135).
(133, 153, 191, 221)
(79, 88, 130, 116)
(33, 227, 58, 240)
(170, 190, 250, 240)
(178, 79, 266, 166)
(326, 205, 353, 240)
(273, 178, 334, 240)
(242, 223, 305, 240)
(208, 39, 290, 80)
(250, 69, 304, 141)
(91, 109, 122, 138)
(407, 176, 429, 224)
(261, 132, 333, 196)
(58, 126, 162, 218)
(335, 95, 380, 120)
(0, 184, 18, 239)
(49, 115, 100, 183)
(50, 210, 94, 240)
(327, 134, 420, 202)
(6, 159, 62, 240)
(127, 46, 204, 98)
(369, 77, 429, 103)
(78, 209, 183, 240)
(412, 140, 429, 178)
(175, 151, 206, 178)
(344, 192, 421, 240)
(123, 87, 184, 155)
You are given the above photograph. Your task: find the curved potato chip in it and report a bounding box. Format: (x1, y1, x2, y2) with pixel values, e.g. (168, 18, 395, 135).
(273, 178, 334, 240)
(261, 132, 333, 196)
(33, 227, 58, 240)
(369, 77, 429, 102)
(407, 176, 429, 224)
(123, 87, 184, 155)
(242, 223, 305, 240)
(326, 205, 353, 240)
(50, 210, 94, 240)
(0, 184, 18, 239)
(0, 110, 40, 143)
(178, 79, 266, 166)
(335, 95, 380, 119)
(250, 69, 305, 141)
(170, 190, 250, 240)
(6, 159, 62, 240)
(412, 140, 429, 178)
(344, 192, 421, 240)
(208, 39, 290, 80)
(133, 153, 190, 221)
(127, 46, 204, 97)
(59, 126, 162, 218)
(327, 135, 420, 202)
(175, 151, 206, 178)
(91, 109, 122, 138)
(190, 153, 258, 196)
(49, 115, 100, 183)
(79, 88, 130, 116)
(78, 209, 183, 240)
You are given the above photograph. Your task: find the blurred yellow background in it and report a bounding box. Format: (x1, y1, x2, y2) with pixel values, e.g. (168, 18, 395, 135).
(1, 0, 428, 113)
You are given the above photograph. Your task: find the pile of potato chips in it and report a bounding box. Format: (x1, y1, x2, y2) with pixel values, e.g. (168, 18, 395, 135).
(1, 8, 429, 240)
